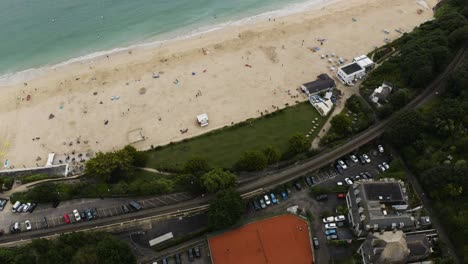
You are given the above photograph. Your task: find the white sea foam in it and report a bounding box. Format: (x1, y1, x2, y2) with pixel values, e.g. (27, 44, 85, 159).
(0, 0, 337, 86)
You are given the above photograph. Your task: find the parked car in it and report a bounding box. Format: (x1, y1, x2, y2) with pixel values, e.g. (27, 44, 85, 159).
(336, 181, 343, 186)
(92, 208, 99, 218)
(280, 191, 288, 200)
(286, 188, 292, 196)
(337, 159, 347, 169)
(294, 182, 302, 190)
(378, 145, 384, 153)
(270, 193, 278, 204)
(378, 164, 386, 172)
(325, 229, 337, 235)
(326, 234, 338, 240)
(41, 217, 49, 229)
(264, 195, 271, 205)
(25, 220, 32, 231)
(87, 209, 93, 220)
(305, 176, 313, 186)
(259, 198, 266, 209)
(73, 209, 81, 222)
(335, 164, 344, 174)
(161, 258, 169, 264)
(363, 154, 371, 163)
(316, 194, 328, 201)
(337, 193, 345, 199)
(63, 214, 71, 224)
(12, 201, 21, 212)
(20, 203, 31, 213)
(350, 155, 358, 163)
(16, 204, 25, 213)
(359, 155, 367, 165)
(345, 178, 353, 185)
(325, 223, 337, 229)
(28, 203, 37, 213)
(312, 237, 320, 249)
(364, 171, 373, 178)
(252, 200, 261, 211)
(174, 253, 181, 264)
(194, 246, 201, 258)
(52, 200, 60, 208)
(80, 210, 86, 220)
(322, 216, 334, 223)
(334, 215, 346, 222)
(122, 204, 130, 213)
(0, 199, 8, 211)
(187, 248, 194, 262)
(129, 201, 142, 211)
(382, 162, 390, 170)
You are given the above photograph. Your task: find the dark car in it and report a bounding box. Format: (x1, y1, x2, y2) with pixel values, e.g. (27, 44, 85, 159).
(364, 171, 373, 178)
(52, 200, 60, 208)
(87, 209, 93, 220)
(92, 208, 99, 218)
(259, 198, 266, 209)
(174, 253, 181, 264)
(252, 200, 260, 211)
(313, 237, 320, 249)
(286, 188, 292, 196)
(162, 258, 169, 264)
(80, 210, 86, 220)
(41, 217, 49, 229)
(310, 176, 317, 185)
(188, 248, 194, 262)
(281, 191, 288, 200)
(335, 165, 343, 174)
(294, 182, 302, 190)
(315, 194, 328, 201)
(122, 204, 130, 213)
(194, 246, 201, 258)
(28, 203, 37, 213)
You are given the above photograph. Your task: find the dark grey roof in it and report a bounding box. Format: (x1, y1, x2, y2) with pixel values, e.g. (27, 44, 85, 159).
(341, 62, 363, 75)
(406, 234, 431, 261)
(363, 183, 403, 202)
(302, 74, 335, 94)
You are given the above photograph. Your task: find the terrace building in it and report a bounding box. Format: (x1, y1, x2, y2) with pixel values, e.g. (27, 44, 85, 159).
(346, 179, 416, 237)
(357, 230, 432, 264)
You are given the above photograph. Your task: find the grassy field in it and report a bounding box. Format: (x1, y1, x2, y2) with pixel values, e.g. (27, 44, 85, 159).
(145, 102, 326, 170)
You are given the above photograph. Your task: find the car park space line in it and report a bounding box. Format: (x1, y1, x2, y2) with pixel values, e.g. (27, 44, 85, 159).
(165, 195, 179, 202)
(154, 197, 168, 205)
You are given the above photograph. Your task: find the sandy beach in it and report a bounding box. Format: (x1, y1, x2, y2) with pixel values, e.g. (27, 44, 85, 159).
(0, 0, 436, 170)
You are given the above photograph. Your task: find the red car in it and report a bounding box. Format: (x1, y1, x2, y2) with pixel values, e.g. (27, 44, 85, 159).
(63, 214, 71, 224)
(337, 193, 345, 199)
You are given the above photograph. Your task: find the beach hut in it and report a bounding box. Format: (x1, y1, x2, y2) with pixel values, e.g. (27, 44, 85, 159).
(197, 113, 209, 127)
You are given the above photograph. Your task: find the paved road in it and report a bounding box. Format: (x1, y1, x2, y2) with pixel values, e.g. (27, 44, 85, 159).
(0, 43, 466, 250)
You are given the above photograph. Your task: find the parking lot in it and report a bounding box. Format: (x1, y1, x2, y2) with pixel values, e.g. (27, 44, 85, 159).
(0, 192, 195, 234)
(244, 144, 393, 263)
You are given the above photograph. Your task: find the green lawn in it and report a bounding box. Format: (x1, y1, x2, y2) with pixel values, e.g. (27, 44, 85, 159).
(145, 102, 326, 170)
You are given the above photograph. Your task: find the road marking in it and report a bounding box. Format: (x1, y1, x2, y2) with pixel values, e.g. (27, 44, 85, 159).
(155, 197, 168, 205)
(166, 195, 179, 202)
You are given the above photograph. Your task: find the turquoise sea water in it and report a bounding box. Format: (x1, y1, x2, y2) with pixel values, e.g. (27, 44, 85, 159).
(0, 0, 314, 77)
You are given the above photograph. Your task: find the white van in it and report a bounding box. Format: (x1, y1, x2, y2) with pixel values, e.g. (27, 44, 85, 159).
(12, 201, 21, 212)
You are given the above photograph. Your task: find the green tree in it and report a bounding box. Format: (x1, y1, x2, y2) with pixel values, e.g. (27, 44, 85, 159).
(287, 134, 310, 154)
(72, 247, 99, 264)
(235, 150, 267, 171)
(262, 146, 281, 164)
(201, 168, 237, 193)
(95, 236, 136, 264)
(85, 148, 134, 183)
(183, 156, 211, 176)
(208, 189, 244, 230)
(330, 114, 352, 136)
(384, 109, 425, 147)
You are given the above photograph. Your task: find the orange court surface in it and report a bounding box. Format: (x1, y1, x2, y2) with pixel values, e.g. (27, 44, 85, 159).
(208, 214, 314, 264)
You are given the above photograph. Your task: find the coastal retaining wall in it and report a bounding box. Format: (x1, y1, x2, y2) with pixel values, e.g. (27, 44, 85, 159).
(0, 164, 68, 177)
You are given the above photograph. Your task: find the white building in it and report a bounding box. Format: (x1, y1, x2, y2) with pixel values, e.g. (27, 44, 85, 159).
(309, 96, 333, 116)
(336, 55, 374, 85)
(369, 81, 393, 107)
(197, 113, 209, 127)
